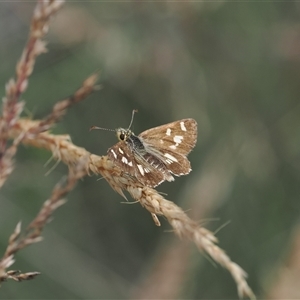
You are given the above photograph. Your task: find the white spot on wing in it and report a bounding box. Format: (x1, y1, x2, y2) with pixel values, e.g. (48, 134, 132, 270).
(169, 145, 177, 150)
(128, 161, 133, 166)
(118, 148, 124, 154)
(164, 153, 178, 163)
(174, 135, 183, 144)
(137, 164, 145, 176)
(111, 149, 117, 159)
(122, 156, 128, 164)
(180, 121, 187, 131)
(166, 128, 172, 136)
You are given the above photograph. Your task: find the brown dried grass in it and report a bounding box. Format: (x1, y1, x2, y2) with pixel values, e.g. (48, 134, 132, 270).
(0, 1, 255, 298)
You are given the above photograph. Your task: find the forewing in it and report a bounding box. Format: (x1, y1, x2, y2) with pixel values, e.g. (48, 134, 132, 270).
(139, 118, 197, 155)
(107, 142, 135, 176)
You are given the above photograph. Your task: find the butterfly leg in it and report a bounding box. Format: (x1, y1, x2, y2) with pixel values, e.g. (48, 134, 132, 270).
(151, 213, 161, 226)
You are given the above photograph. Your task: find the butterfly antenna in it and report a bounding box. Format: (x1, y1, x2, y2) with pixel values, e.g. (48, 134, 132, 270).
(89, 126, 115, 132)
(128, 109, 138, 130)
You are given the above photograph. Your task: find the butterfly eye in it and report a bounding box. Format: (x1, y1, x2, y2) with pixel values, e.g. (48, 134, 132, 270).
(119, 133, 125, 140)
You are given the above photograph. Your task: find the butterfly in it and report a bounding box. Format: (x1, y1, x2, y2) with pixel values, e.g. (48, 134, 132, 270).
(91, 111, 197, 187)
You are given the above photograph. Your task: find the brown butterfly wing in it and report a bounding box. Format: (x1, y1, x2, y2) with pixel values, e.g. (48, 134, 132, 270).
(139, 118, 197, 155)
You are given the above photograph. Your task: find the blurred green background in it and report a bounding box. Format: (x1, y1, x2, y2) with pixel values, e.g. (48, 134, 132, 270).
(1, 2, 300, 299)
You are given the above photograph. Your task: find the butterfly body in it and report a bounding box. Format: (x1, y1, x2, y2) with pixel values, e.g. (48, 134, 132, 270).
(107, 118, 197, 187)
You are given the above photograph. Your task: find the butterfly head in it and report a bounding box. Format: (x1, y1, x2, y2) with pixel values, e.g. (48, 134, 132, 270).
(116, 128, 132, 142)
(115, 109, 137, 141)
(90, 109, 138, 142)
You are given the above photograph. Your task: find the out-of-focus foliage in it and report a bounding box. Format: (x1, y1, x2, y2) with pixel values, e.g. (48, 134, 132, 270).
(1, 2, 300, 299)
